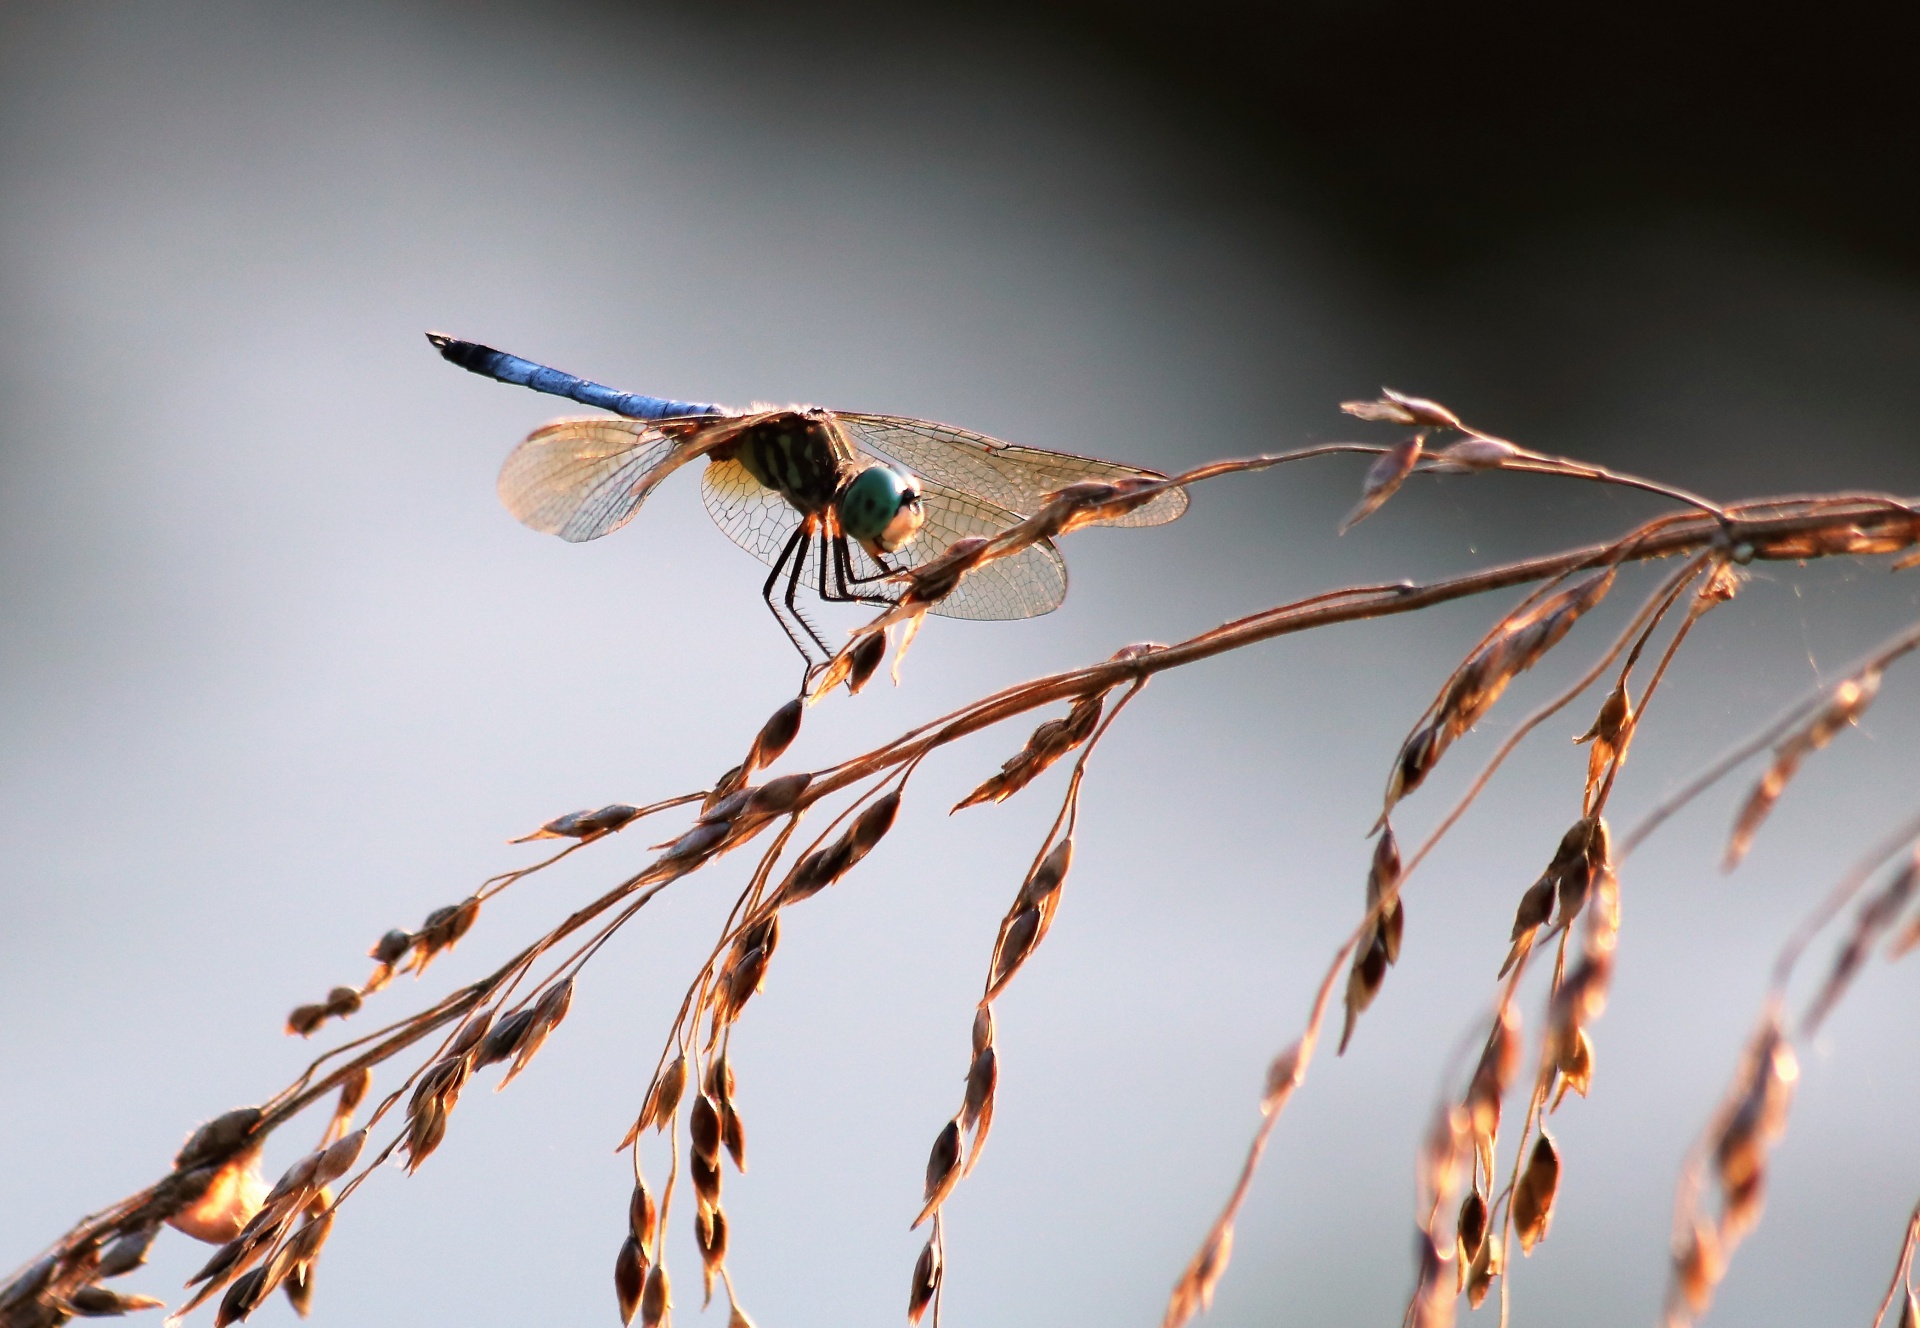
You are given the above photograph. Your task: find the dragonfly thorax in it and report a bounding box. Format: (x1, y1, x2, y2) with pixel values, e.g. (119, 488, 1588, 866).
(729, 411, 849, 516)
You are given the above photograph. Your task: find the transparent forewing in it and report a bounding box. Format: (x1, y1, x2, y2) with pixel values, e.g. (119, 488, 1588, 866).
(698, 457, 1068, 621)
(837, 412, 1189, 528)
(498, 417, 700, 543)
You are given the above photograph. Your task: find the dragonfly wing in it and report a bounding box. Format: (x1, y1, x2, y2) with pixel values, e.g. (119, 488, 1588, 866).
(909, 479, 1068, 621)
(837, 413, 1189, 529)
(700, 457, 1066, 622)
(498, 417, 704, 543)
(700, 456, 808, 572)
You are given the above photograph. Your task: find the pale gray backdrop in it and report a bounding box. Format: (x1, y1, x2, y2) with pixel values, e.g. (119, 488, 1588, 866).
(4, 4, 1920, 1326)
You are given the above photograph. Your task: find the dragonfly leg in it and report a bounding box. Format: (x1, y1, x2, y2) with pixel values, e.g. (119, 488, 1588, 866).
(761, 524, 822, 665)
(782, 520, 835, 660)
(830, 535, 899, 605)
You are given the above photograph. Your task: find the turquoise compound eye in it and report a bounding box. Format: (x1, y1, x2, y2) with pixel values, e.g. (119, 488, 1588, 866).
(838, 465, 926, 555)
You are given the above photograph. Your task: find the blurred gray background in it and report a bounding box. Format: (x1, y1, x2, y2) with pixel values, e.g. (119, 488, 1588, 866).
(4, 2, 1920, 1325)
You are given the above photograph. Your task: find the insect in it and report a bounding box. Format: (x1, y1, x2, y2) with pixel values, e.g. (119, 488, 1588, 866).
(430, 334, 1188, 664)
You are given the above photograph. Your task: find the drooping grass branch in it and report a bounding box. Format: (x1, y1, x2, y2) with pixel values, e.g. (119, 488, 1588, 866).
(6, 396, 1920, 1328)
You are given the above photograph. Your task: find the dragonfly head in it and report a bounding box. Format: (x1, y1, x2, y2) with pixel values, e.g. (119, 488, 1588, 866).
(838, 464, 925, 556)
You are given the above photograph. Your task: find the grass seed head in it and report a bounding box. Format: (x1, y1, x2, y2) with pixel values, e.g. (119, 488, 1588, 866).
(851, 791, 902, 854)
(963, 1045, 997, 1132)
(1464, 1232, 1502, 1308)
(721, 1101, 747, 1172)
(694, 1206, 728, 1302)
(986, 908, 1043, 999)
(477, 1008, 537, 1069)
(972, 1005, 994, 1055)
(615, 1235, 647, 1326)
(213, 1266, 268, 1328)
(1339, 434, 1423, 535)
(690, 1095, 722, 1166)
(369, 929, 411, 967)
(336, 1067, 372, 1118)
(645, 1055, 689, 1133)
(747, 699, 803, 773)
(640, 1264, 670, 1328)
(846, 629, 889, 694)
(1021, 837, 1073, 911)
(1551, 1028, 1595, 1109)
(169, 1148, 267, 1245)
(630, 1178, 658, 1259)
(1513, 1132, 1561, 1254)
(95, 1222, 161, 1279)
(69, 1286, 166, 1316)
(1434, 436, 1521, 471)
(916, 1119, 963, 1225)
(691, 1150, 722, 1210)
(315, 1129, 366, 1188)
(1672, 1217, 1723, 1316)
(1456, 1188, 1488, 1264)
(745, 772, 811, 817)
(907, 1235, 942, 1325)
(1338, 928, 1391, 1053)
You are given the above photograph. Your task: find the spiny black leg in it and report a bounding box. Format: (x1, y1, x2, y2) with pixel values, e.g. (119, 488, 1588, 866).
(762, 524, 817, 665)
(784, 522, 834, 659)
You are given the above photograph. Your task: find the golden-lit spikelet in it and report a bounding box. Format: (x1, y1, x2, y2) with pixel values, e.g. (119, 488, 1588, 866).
(1340, 825, 1405, 1053)
(1385, 569, 1617, 819)
(1724, 667, 1881, 871)
(954, 693, 1104, 811)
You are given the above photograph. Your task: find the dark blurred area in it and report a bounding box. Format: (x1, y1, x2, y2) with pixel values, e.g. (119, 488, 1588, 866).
(728, 0, 1920, 275)
(1062, 0, 1919, 275)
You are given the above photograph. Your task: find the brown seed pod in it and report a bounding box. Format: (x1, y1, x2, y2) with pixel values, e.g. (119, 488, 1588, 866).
(914, 1119, 962, 1228)
(69, 1285, 167, 1316)
(615, 1234, 647, 1326)
(691, 1150, 722, 1210)
(643, 1055, 689, 1134)
(1672, 1217, 1723, 1315)
(971, 1005, 994, 1056)
(846, 629, 889, 694)
(285, 1211, 334, 1265)
(907, 1236, 941, 1326)
(721, 1102, 747, 1173)
(336, 1067, 372, 1119)
(1338, 928, 1391, 1054)
(747, 699, 803, 772)
(96, 1223, 161, 1279)
(694, 1206, 728, 1302)
(1551, 1028, 1594, 1109)
(986, 908, 1043, 999)
(659, 820, 731, 867)
(1020, 837, 1073, 911)
(369, 929, 412, 967)
(640, 1264, 670, 1328)
(1339, 434, 1423, 534)
(213, 1267, 268, 1328)
(705, 763, 747, 813)
(446, 1010, 493, 1061)
(1367, 826, 1404, 964)
(1512, 1133, 1561, 1254)
(314, 1129, 366, 1187)
(963, 1045, 997, 1133)
(698, 787, 753, 826)
(953, 693, 1105, 810)
(689, 1095, 722, 1166)
(1465, 1002, 1520, 1144)
(722, 946, 770, 1019)
(1384, 723, 1440, 810)
(500, 977, 575, 1088)
(1726, 668, 1881, 871)
(1456, 1188, 1488, 1265)
(476, 1008, 537, 1068)
(514, 803, 643, 842)
(745, 771, 812, 817)
(851, 791, 902, 854)
(284, 1004, 329, 1038)
(404, 1098, 448, 1173)
(1464, 1231, 1502, 1308)
(629, 1178, 658, 1260)
(283, 1261, 315, 1318)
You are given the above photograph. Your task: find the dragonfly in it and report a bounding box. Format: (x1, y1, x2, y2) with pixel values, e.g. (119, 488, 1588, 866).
(430, 334, 1189, 663)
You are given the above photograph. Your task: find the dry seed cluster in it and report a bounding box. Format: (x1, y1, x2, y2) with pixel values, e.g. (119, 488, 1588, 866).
(11, 391, 1920, 1328)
